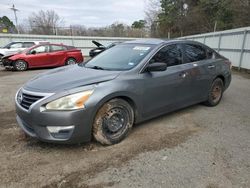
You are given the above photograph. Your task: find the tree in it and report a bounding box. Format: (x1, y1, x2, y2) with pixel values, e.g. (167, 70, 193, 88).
(154, 0, 241, 37)
(70, 25, 87, 36)
(149, 0, 250, 38)
(28, 10, 63, 35)
(132, 20, 147, 29)
(145, 0, 161, 37)
(109, 22, 126, 37)
(0, 16, 17, 33)
(230, 0, 250, 28)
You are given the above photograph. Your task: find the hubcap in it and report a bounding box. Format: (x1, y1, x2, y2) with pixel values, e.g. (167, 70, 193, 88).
(16, 61, 26, 70)
(102, 107, 129, 136)
(67, 59, 76, 65)
(211, 82, 222, 103)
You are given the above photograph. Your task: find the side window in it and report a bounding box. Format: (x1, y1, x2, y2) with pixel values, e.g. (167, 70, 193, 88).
(183, 44, 207, 63)
(207, 48, 214, 59)
(150, 44, 182, 67)
(30, 45, 49, 54)
(23, 42, 35, 48)
(9, 42, 23, 49)
(50, 45, 65, 52)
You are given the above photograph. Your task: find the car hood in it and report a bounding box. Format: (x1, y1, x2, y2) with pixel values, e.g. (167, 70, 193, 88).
(0, 48, 23, 56)
(8, 53, 25, 60)
(2, 51, 24, 60)
(24, 65, 121, 93)
(92, 40, 105, 48)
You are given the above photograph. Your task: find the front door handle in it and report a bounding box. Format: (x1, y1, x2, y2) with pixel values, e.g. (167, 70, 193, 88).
(179, 72, 188, 78)
(208, 65, 215, 69)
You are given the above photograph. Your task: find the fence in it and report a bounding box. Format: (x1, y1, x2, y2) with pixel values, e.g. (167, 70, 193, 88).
(1, 27, 250, 69)
(0, 33, 138, 57)
(181, 26, 250, 70)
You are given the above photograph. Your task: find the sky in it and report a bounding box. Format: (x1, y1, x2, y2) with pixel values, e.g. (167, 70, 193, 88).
(0, 0, 147, 27)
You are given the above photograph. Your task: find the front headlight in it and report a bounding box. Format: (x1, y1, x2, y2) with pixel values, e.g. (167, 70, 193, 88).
(45, 90, 93, 110)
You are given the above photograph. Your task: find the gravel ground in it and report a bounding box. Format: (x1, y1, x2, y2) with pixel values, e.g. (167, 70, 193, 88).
(0, 67, 249, 188)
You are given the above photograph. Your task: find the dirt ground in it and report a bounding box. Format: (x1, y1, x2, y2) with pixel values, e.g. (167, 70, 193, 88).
(0, 67, 249, 188)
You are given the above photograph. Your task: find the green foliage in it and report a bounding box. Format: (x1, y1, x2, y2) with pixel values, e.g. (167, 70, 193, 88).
(131, 20, 147, 29)
(155, 0, 250, 37)
(0, 16, 16, 33)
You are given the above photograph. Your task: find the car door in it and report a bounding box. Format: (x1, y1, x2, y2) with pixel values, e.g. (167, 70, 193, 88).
(140, 44, 192, 118)
(181, 43, 215, 100)
(27, 45, 51, 67)
(49, 45, 67, 66)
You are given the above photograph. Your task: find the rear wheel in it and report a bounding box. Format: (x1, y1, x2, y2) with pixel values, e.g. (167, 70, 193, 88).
(14, 60, 28, 71)
(204, 78, 224, 106)
(65, 58, 77, 65)
(93, 99, 134, 145)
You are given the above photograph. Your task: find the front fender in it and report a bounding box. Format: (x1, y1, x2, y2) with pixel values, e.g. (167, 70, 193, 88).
(86, 80, 143, 124)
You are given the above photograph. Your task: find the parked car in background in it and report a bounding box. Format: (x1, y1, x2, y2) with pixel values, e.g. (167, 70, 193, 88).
(89, 40, 122, 57)
(0, 41, 47, 58)
(15, 39, 231, 145)
(1, 43, 83, 71)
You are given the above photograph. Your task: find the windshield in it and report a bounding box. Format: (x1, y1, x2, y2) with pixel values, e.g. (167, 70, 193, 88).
(84, 44, 154, 71)
(3, 42, 13, 49)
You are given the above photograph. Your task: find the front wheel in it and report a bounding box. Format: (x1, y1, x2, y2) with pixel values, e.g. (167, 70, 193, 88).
(93, 99, 134, 145)
(14, 60, 28, 71)
(204, 78, 224, 107)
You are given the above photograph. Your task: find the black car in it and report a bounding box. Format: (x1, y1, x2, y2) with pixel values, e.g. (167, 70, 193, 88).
(89, 40, 122, 57)
(15, 39, 231, 145)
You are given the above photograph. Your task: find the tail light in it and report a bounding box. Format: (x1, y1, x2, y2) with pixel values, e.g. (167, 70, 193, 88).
(225, 60, 232, 69)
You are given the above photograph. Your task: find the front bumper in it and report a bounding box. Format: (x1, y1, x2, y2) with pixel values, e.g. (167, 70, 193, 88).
(1, 58, 14, 68)
(15, 90, 96, 144)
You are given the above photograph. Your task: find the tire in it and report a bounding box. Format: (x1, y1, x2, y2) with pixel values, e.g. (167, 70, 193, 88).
(204, 78, 224, 107)
(65, 58, 77, 65)
(0, 54, 3, 64)
(14, 60, 28, 71)
(93, 98, 134, 145)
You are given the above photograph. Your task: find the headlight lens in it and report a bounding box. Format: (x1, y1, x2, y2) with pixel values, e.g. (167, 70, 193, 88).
(45, 90, 93, 110)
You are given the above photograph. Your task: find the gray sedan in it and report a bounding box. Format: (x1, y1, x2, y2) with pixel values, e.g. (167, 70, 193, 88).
(15, 39, 231, 145)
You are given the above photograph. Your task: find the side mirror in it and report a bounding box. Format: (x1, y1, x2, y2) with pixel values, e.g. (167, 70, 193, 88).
(146, 62, 167, 72)
(31, 50, 36, 55)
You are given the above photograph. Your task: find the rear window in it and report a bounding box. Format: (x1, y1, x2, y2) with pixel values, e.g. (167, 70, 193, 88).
(50, 45, 67, 52)
(66, 46, 76, 50)
(183, 44, 207, 63)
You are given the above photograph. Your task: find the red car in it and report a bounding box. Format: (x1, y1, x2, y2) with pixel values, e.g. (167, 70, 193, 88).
(1, 43, 84, 71)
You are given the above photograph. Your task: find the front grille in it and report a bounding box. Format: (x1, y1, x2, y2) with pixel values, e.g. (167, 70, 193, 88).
(20, 92, 44, 110)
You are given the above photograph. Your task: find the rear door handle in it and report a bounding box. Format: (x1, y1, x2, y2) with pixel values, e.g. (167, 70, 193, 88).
(208, 65, 215, 69)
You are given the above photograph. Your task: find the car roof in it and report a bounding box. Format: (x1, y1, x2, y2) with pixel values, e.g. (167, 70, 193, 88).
(32, 43, 67, 47)
(124, 38, 207, 47)
(124, 39, 166, 45)
(8, 41, 47, 43)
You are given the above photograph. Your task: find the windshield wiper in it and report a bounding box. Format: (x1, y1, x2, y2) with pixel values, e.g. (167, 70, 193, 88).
(87, 65, 104, 70)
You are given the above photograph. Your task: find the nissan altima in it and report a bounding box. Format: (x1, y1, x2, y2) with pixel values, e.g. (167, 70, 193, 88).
(15, 39, 231, 145)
